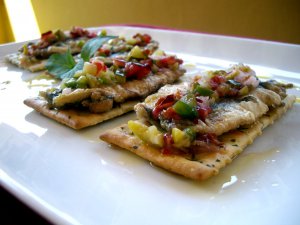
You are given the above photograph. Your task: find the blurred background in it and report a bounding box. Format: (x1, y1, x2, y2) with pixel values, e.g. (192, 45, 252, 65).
(0, 0, 300, 45)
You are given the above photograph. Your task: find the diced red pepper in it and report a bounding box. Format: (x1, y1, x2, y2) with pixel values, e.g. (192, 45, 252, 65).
(196, 105, 212, 121)
(133, 33, 152, 45)
(98, 47, 111, 56)
(113, 58, 126, 67)
(41, 31, 56, 42)
(39, 31, 58, 48)
(162, 107, 182, 120)
(155, 56, 183, 68)
(152, 95, 176, 120)
(90, 58, 107, 73)
(70, 27, 85, 38)
(87, 31, 97, 38)
(162, 133, 174, 155)
(143, 49, 151, 56)
(139, 58, 153, 67)
(124, 62, 151, 79)
(195, 96, 212, 121)
(209, 75, 226, 90)
(155, 94, 175, 107)
(70, 26, 97, 38)
(141, 34, 151, 44)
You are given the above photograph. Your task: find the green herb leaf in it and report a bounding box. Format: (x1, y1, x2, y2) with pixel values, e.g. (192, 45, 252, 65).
(46, 49, 76, 77)
(60, 59, 84, 80)
(81, 35, 117, 61)
(45, 35, 117, 80)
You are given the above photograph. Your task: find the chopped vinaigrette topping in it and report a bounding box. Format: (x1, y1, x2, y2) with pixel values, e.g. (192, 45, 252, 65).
(60, 33, 183, 89)
(152, 63, 259, 124)
(194, 64, 259, 100)
(22, 27, 97, 55)
(69, 26, 97, 39)
(128, 120, 222, 155)
(129, 64, 260, 155)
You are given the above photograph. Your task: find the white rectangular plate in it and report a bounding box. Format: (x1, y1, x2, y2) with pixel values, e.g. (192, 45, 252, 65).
(1, 26, 300, 225)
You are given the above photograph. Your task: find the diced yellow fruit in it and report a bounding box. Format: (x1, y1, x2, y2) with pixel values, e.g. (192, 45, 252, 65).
(86, 74, 99, 88)
(152, 49, 165, 56)
(128, 46, 146, 59)
(226, 70, 239, 80)
(172, 128, 191, 148)
(99, 29, 107, 36)
(170, 62, 179, 70)
(239, 64, 251, 73)
(128, 120, 163, 147)
(98, 70, 115, 84)
(73, 70, 84, 78)
(128, 120, 148, 136)
(83, 62, 97, 76)
(77, 40, 85, 48)
(238, 86, 249, 96)
(147, 126, 164, 147)
(126, 38, 137, 45)
(23, 44, 28, 55)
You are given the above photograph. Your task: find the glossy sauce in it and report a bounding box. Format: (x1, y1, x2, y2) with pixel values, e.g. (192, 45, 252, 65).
(26, 72, 59, 88)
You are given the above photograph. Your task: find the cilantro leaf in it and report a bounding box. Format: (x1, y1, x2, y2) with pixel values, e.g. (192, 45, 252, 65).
(81, 35, 117, 61)
(45, 49, 76, 77)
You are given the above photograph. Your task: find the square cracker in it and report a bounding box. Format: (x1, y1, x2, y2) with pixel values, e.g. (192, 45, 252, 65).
(5, 53, 47, 72)
(100, 95, 296, 180)
(24, 97, 138, 129)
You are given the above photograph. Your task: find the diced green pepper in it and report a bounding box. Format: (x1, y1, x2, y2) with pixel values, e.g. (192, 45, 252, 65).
(77, 40, 85, 48)
(193, 83, 214, 96)
(76, 75, 88, 88)
(54, 29, 66, 41)
(64, 78, 77, 88)
(98, 77, 109, 85)
(173, 93, 197, 119)
(184, 127, 196, 141)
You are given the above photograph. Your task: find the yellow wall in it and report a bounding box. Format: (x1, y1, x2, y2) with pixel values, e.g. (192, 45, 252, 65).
(0, 0, 14, 43)
(1, 0, 300, 44)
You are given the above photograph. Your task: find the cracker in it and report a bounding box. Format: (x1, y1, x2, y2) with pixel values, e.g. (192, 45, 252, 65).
(24, 65, 184, 129)
(100, 95, 296, 180)
(5, 53, 47, 72)
(24, 97, 138, 129)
